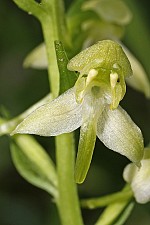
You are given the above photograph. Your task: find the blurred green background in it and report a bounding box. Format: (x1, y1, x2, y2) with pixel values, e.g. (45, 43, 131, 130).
(0, 0, 150, 224)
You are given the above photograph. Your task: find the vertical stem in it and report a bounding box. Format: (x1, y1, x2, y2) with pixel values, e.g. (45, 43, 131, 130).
(41, 0, 66, 98)
(13, 0, 83, 224)
(41, 15, 60, 98)
(41, 1, 83, 225)
(56, 133, 83, 225)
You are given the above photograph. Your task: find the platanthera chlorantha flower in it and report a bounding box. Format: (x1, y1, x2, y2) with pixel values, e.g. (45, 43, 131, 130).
(123, 148, 150, 204)
(12, 40, 144, 183)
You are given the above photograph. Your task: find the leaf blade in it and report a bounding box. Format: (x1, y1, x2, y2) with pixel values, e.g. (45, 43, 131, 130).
(11, 135, 58, 197)
(55, 40, 78, 95)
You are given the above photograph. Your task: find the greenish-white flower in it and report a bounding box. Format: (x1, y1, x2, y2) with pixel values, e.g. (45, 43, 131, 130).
(123, 148, 150, 204)
(23, 43, 48, 69)
(82, 0, 132, 26)
(12, 40, 144, 183)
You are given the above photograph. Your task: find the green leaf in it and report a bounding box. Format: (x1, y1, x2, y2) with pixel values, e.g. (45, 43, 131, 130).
(55, 41, 78, 95)
(11, 135, 58, 197)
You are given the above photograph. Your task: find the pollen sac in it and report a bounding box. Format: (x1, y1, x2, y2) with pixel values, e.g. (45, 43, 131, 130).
(68, 40, 132, 108)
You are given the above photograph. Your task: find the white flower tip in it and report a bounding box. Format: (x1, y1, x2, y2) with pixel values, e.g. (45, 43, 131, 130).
(123, 156, 150, 204)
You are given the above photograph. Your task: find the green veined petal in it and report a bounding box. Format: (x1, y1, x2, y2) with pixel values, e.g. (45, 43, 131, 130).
(12, 88, 82, 136)
(97, 105, 144, 165)
(75, 117, 97, 184)
(0, 93, 52, 136)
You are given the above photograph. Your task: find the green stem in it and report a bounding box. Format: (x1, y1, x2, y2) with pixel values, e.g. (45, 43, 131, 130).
(13, 0, 43, 18)
(41, 1, 83, 225)
(56, 133, 83, 225)
(13, 0, 60, 98)
(41, 17, 59, 98)
(81, 186, 133, 209)
(13, 0, 83, 224)
(40, 0, 67, 98)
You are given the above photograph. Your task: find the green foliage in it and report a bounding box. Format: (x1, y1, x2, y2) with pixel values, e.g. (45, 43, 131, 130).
(0, 0, 150, 225)
(11, 135, 58, 197)
(54, 41, 78, 94)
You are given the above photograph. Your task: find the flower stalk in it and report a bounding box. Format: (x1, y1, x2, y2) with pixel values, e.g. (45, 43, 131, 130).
(56, 133, 83, 225)
(81, 185, 133, 209)
(12, 0, 83, 225)
(40, 1, 83, 224)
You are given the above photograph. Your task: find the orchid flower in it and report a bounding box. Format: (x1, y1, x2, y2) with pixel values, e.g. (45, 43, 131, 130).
(123, 147, 150, 204)
(12, 40, 144, 183)
(23, 0, 150, 98)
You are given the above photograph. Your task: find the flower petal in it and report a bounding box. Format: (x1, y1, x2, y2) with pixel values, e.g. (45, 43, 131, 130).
(123, 159, 150, 204)
(23, 43, 48, 69)
(12, 88, 82, 136)
(75, 91, 103, 183)
(75, 117, 97, 184)
(96, 105, 144, 165)
(123, 44, 150, 98)
(82, 0, 132, 26)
